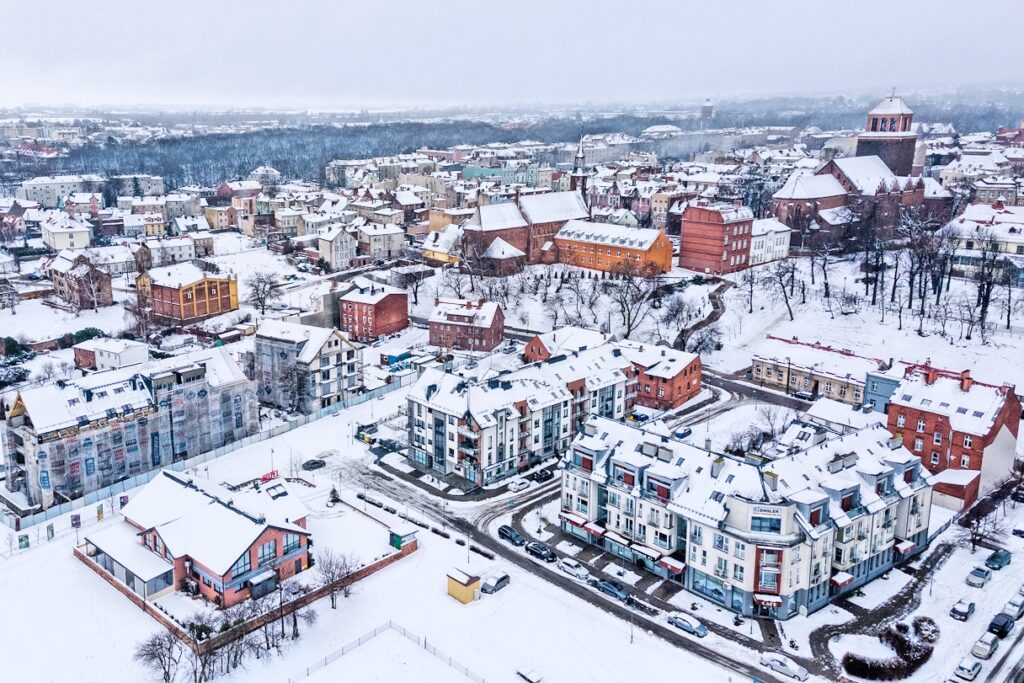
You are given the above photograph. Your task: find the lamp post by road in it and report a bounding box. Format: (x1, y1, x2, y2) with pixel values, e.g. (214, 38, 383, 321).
(785, 356, 792, 396)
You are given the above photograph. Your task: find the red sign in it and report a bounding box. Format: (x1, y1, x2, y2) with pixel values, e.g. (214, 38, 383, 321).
(260, 470, 279, 483)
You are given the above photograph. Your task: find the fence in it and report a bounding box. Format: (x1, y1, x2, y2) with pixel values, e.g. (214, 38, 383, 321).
(1, 373, 416, 536)
(289, 620, 486, 683)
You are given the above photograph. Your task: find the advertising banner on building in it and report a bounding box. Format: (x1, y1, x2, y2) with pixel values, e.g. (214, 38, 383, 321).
(96, 504, 104, 522)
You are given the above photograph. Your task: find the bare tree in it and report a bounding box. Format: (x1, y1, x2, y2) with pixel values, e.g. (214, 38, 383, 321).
(124, 297, 154, 338)
(756, 403, 789, 439)
(958, 514, 1007, 554)
(244, 271, 282, 315)
(441, 265, 469, 299)
(134, 629, 184, 683)
(604, 260, 662, 337)
(315, 548, 358, 608)
(763, 258, 797, 321)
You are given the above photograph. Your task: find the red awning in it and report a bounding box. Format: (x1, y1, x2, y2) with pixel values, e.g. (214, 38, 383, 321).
(754, 593, 783, 606)
(630, 543, 664, 561)
(604, 530, 630, 547)
(895, 539, 916, 554)
(831, 571, 854, 588)
(558, 511, 587, 528)
(657, 556, 686, 573)
(583, 521, 605, 538)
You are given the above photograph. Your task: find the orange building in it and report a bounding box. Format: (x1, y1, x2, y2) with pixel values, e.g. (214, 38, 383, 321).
(136, 262, 238, 324)
(554, 219, 673, 273)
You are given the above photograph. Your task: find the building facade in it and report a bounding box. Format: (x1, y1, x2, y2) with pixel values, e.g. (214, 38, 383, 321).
(554, 220, 673, 274)
(338, 278, 409, 342)
(679, 202, 754, 275)
(428, 298, 504, 352)
(136, 264, 238, 324)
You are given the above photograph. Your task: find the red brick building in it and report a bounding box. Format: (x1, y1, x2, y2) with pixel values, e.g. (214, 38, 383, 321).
(428, 298, 504, 352)
(887, 365, 1021, 508)
(136, 263, 239, 324)
(338, 277, 409, 342)
(679, 202, 754, 275)
(463, 191, 589, 266)
(615, 340, 702, 410)
(48, 252, 114, 310)
(523, 326, 610, 363)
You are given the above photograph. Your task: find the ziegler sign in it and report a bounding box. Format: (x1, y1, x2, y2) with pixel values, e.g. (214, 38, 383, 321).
(751, 505, 782, 517)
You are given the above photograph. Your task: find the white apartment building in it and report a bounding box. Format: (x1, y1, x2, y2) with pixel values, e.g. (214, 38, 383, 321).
(560, 417, 933, 620)
(357, 222, 405, 259)
(17, 174, 105, 208)
(317, 224, 358, 270)
(749, 217, 792, 265)
(41, 213, 92, 250)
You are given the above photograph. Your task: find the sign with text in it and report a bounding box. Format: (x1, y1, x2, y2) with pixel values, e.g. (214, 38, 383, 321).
(751, 505, 783, 517)
(260, 470, 279, 483)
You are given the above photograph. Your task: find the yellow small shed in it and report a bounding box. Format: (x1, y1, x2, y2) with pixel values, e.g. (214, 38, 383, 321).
(446, 568, 480, 605)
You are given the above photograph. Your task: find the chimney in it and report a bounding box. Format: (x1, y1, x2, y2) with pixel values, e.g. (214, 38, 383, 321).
(704, 437, 712, 452)
(764, 470, 778, 491)
(925, 365, 938, 385)
(960, 370, 973, 392)
(993, 198, 1005, 210)
(661, 348, 666, 356)
(711, 457, 724, 479)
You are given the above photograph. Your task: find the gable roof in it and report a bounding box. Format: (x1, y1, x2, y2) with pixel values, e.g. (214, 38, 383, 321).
(481, 236, 525, 259)
(556, 219, 664, 250)
(465, 203, 528, 232)
(519, 191, 589, 224)
(773, 173, 847, 200)
(831, 156, 897, 195)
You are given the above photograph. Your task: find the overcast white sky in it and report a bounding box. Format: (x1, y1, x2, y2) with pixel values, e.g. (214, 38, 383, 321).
(2, 0, 1022, 109)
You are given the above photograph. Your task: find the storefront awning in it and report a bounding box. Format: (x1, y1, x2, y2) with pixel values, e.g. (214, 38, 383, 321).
(754, 593, 783, 606)
(895, 539, 916, 554)
(603, 530, 630, 547)
(630, 543, 664, 560)
(657, 556, 686, 573)
(558, 511, 587, 528)
(831, 571, 854, 588)
(583, 521, 606, 538)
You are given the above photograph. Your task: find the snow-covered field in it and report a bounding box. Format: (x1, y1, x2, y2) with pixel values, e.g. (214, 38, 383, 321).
(3, 289, 132, 343)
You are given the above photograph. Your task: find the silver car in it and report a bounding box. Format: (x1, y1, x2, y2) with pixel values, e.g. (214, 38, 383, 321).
(759, 653, 809, 681)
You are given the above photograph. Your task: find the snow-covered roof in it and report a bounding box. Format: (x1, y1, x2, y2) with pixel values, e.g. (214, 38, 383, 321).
(556, 220, 665, 250)
(752, 336, 882, 382)
(481, 236, 525, 259)
(614, 340, 698, 379)
(890, 367, 1013, 436)
(429, 298, 501, 329)
(817, 206, 856, 226)
(119, 470, 309, 576)
(146, 263, 219, 287)
(359, 222, 404, 236)
(422, 224, 463, 255)
(803, 398, 883, 431)
(339, 276, 406, 305)
(868, 96, 913, 117)
(773, 172, 847, 200)
(519, 191, 589, 225)
(465, 202, 528, 232)
(531, 326, 608, 357)
(73, 337, 148, 356)
(256, 320, 353, 363)
(832, 156, 897, 195)
(752, 217, 791, 236)
(85, 523, 172, 581)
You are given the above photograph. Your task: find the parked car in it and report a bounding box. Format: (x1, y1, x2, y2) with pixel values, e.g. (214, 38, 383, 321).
(793, 390, 815, 401)
(532, 469, 554, 484)
(674, 427, 693, 439)
(525, 542, 556, 562)
(759, 653, 809, 681)
(632, 413, 650, 423)
(481, 572, 510, 594)
(1013, 528, 1024, 538)
(954, 658, 982, 681)
(558, 558, 589, 581)
(966, 567, 992, 587)
(595, 579, 630, 602)
(507, 479, 530, 493)
(667, 613, 708, 638)
(985, 548, 1012, 570)
(498, 525, 526, 547)
(950, 599, 976, 621)
(1011, 488, 1024, 503)
(989, 613, 1015, 638)
(1002, 598, 1024, 620)
(972, 632, 1000, 660)
(301, 458, 326, 471)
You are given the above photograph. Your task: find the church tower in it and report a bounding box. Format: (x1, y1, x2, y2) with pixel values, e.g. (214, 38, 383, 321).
(855, 93, 918, 176)
(569, 138, 588, 199)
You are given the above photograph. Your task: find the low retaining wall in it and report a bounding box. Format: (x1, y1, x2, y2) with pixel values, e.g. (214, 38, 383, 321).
(74, 538, 418, 654)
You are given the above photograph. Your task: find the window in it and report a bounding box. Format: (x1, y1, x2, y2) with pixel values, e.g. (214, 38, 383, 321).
(283, 534, 301, 554)
(734, 542, 746, 560)
(230, 552, 251, 577)
(930, 452, 939, 465)
(713, 534, 728, 552)
(932, 432, 942, 445)
(961, 455, 971, 468)
(913, 438, 923, 452)
(257, 540, 277, 567)
(690, 526, 703, 545)
(733, 564, 744, 582)
(824, 381, 832, 393)
(896, 414, 905, 428)
(916, 419, 925, 432)
(750, 516, 781, 534)
(963, 435, 973, 448)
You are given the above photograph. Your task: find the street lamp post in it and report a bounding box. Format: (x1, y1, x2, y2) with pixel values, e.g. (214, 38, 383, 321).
(785, 357, 792, 396)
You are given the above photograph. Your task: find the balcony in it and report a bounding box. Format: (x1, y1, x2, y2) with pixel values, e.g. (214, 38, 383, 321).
(458, 427, 479, 440)
(713, 567, 728, 579)
(458, 443, 479, 457)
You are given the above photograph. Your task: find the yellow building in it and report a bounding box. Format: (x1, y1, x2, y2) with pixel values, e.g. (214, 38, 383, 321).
(446, 568, 480, 605)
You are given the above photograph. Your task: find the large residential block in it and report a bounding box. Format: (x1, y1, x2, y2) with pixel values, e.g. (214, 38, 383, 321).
(253, 320, 362, 414)
(886, 365, 1020, 509)
(428, 298, 504, 352)
(679, 202, 754, 275)
(560, 417, 933, 619)
(338, 277, 409, 342)
(554, 220, 673, 274)
(4, 349, 258, 510)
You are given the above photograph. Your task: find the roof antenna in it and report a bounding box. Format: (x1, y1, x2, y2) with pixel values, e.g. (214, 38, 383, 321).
(891, 86, 896, 98)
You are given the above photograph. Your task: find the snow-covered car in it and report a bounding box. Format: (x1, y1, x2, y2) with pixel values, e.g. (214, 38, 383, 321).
(481, 572, 510, 594)
(954, 658, 982, 681)
(950, 599, 976, 621)
(558, 558, 589, 581)
(759, 653, 809, 681)
(594, 579, 630, 602)
(1002, 598, 1024, 620)
(507, 479, 530, 493)
(525, 542, 556, 562)
(966, 567, 992, 587)
(985, 548, 1011, 570)
(972, 632, 999, 660)
(667, 612, 708, 638)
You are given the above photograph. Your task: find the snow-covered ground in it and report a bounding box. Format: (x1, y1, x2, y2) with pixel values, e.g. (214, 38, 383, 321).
(846, 569, 912, 610)
(3, 289, 133, 343)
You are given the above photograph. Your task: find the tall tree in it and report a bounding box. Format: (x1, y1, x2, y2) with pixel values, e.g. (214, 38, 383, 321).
(244, 271, 282, 315)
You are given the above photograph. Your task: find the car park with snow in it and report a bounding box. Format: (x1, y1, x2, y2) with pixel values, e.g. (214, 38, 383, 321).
(954, 658, 982, 680)
(985, 548, 1011, 570)
(481, 572, 510, 594)
(507, 479, 530, 493)
(988, 613, 1015, 638)
(525, 542, 556, 562)
(971, 632, 999, 660)
(498, 525, 526, 546)
(594, 579, 630, 602)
